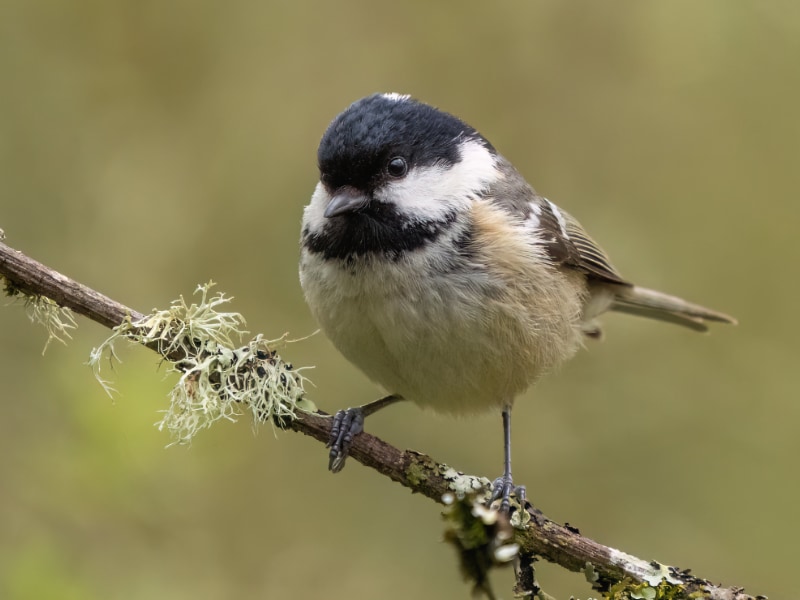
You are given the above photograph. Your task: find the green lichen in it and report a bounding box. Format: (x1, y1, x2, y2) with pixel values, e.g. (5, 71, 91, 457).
(601, 576, 689, 600)
(406, 460, 429, 487)
(442, 493, 519, 600)
(583, 558, 698, 600)
(89, 282, 315, 445)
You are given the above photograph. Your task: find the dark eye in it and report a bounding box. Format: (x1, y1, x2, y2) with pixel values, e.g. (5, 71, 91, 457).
(386, 157, 408, 178)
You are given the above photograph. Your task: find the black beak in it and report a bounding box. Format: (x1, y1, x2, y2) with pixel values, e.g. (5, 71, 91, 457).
(324, 187, 369, 218)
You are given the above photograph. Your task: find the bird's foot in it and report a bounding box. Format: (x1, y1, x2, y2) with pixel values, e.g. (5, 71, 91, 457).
(326, 407, 365, 473)
(489, 474, 526, 513)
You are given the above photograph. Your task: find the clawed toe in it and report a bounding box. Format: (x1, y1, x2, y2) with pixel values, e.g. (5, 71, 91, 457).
(489, 475, 526, 512)
(325, 395, 403, 473)
(327, 407, 365, 473)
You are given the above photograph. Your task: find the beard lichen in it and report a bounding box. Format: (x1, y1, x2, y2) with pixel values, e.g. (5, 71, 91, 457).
(88, 282, 314, 445)
(3, 277, 77, 354)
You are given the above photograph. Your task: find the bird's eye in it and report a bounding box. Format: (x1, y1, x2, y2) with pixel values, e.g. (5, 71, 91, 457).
(386, 157, 408, 178)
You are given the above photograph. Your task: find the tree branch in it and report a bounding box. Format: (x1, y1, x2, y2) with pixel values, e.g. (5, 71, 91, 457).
(0, 239, 761, 600)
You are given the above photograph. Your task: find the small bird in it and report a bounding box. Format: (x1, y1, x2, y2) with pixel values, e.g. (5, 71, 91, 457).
(299, 93, 736, 510)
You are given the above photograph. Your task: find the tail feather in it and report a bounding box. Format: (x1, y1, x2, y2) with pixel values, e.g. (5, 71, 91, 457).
(610, 286, 737, 332)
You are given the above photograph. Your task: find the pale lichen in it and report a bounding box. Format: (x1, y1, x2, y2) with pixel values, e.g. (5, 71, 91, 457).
(3, 278, 77, 354)
(88, 282, 315, 445)
(440, 465, 492, 498)
(607, 551, 681, 587)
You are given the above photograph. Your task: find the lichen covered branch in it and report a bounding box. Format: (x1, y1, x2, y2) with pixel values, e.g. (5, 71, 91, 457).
(0, 238, 759, 600)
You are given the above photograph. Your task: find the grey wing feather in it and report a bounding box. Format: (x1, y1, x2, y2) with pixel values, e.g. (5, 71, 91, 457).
(551, 206, 630, 286)
(483, 159, 736, 331)
(484, 157, 629, 285)
(538, 203, 737, 329)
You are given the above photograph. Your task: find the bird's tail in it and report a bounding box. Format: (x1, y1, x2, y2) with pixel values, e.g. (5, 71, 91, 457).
(610, 285, 737, 332)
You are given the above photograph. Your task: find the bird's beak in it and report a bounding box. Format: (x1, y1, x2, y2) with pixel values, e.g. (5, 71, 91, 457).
(324, 187, 369, 218)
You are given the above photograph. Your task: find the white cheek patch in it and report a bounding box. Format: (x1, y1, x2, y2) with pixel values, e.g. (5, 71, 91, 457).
(303, 182, 332, 234)
(378, 139, 498, 221)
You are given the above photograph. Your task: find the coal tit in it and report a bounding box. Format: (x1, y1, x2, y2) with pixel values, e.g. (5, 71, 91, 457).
(299, 93, 736, 510)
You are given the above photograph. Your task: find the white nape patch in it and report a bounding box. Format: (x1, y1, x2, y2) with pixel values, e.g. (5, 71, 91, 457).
(525, 201, 542, 229)
(545, 198, 570, 239)
(381, 92, 411, 103)
(376, 139, 498, 221)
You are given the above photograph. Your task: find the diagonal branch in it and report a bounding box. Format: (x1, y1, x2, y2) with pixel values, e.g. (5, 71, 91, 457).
(0, 239, 759, 600)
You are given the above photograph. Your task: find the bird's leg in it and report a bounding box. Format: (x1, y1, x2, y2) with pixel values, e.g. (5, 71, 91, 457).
(490, 405, 527, 512)
(327, 394, 403, 473)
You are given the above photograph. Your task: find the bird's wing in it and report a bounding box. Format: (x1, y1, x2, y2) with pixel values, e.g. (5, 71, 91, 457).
(482, 161, 630, 286)
(534, 198, 630, 286)
(483, 160, 737, 331)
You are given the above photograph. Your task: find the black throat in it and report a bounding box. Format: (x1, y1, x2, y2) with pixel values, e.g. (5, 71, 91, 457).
(303, 203, 458, 262)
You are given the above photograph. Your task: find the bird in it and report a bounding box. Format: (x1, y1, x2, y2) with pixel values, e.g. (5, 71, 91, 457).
(299, 92, 736, 511)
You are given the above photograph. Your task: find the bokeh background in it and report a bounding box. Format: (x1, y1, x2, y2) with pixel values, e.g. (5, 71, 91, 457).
(1, 2, 798, 599)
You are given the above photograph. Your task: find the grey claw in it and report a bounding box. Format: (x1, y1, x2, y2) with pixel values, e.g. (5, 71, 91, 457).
(327, 407, 364, 473)
(490, 476, 526, 512)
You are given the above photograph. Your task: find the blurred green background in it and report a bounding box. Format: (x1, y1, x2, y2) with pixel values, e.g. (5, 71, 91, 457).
(1, 2, 798, 598)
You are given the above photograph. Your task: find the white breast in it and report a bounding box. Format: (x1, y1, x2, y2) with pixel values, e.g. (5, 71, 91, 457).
(300, 201, 588, 416)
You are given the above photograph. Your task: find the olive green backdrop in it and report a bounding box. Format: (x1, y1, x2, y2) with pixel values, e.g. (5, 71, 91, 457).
(1, 2, 797, 599)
